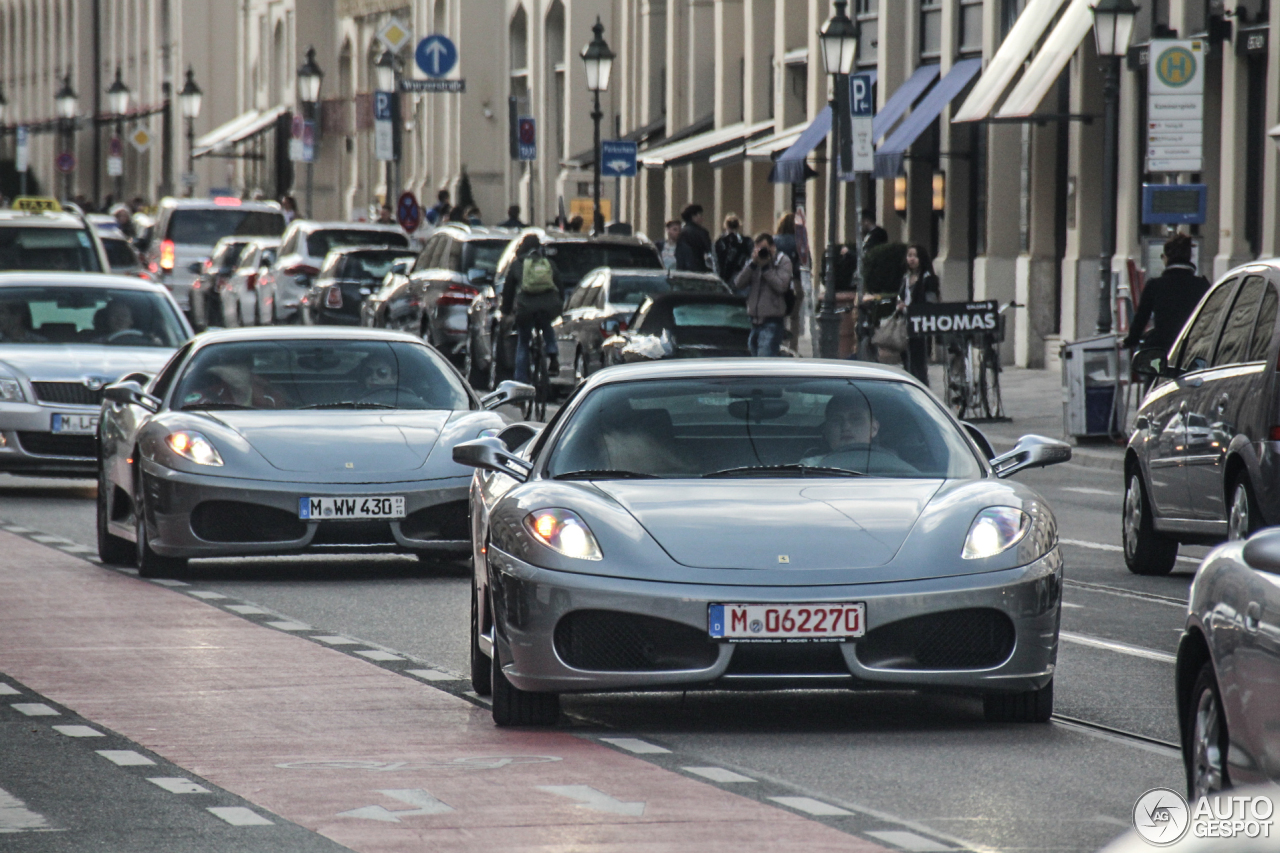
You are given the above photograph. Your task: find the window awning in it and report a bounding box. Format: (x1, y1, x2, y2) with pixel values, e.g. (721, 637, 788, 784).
(639, 118, 773, 169)
(710, 122, 808, 168)
(874, 58, 983, 179)
(995, 0, 1093, 119)
(952, 0, 1070, 122)
(563, 116, 666, 169)
(193, 106, 290, 158)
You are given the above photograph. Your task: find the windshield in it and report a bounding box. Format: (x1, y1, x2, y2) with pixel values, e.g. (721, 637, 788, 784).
(544, 244, 661, 287)
(103, 238, 140, 270)
(0, 227, 102, 272)
(332, 252, 414, 281)
(307, 229, 408, 258)
(671, 302, 751, 329)
(547, 377, 982, 480)
(166, 209, 286, 246)
(172, 339, 471, 411)
(0, 286, 188, 346)
(464, 240, 509, 276)
(612, 274, 727, 305)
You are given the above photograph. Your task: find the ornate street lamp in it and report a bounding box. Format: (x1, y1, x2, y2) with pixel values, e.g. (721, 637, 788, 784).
(817, 1, 859, 360)
(580, 17, 614, 234)
(1090, 0, 1139, 335)
(178, 67, 203, 197)
(375, 49, 397, 95)
(297, 47, 324, 217)
(55, 73, 78, 199)
(107, 66, 130, 116)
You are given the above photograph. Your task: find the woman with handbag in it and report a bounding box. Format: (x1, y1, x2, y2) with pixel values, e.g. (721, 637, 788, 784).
(898, 244, 940, 383)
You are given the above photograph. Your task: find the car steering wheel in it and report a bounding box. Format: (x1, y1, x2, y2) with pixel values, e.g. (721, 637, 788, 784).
(105, 329, 149, 343)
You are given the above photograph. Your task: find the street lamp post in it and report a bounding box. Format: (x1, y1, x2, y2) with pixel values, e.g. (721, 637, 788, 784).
(55, 73, 78, 201)
(580, 18, 614, 235)
(178, 67, 203, 198)
(297, 47, 324, 219)
(817, 1, 859, 360)
(107, 66, 130, 202)
(375, 49, 399, 207)
(1090, 0, 1138, 335)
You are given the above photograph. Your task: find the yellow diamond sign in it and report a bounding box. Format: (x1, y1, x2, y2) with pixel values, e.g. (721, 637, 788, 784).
(130, 127, 153, 153)
(377, 17, 412, 54)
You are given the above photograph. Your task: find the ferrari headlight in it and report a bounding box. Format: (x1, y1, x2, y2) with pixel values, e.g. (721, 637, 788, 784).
(0, 378, 25, 402)
(525, 508, 602, 560)
(962, 507, 1030, 560)
(165, 430, 223, 466)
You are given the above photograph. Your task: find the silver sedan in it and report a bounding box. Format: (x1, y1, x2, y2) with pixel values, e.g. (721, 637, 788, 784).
(454, 359, 1073, 726)
(97, 326, 532, 577)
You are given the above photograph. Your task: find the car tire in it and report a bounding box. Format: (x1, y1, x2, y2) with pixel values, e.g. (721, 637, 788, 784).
(1228, 475, 1261, 541)
(491, 645, 559, 727)
(96, 464, 133, 565)
(983, 678, 1053, 723)
(470, 582, 492, 696)
(134, 475, 187, 579)
(1186, 661, 1231, 800)
(1123, 471, 1178, 576)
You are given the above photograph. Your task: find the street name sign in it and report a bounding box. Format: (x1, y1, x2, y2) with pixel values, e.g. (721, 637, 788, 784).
(600, 140, 637, 177)
(400, 79, 465, 93)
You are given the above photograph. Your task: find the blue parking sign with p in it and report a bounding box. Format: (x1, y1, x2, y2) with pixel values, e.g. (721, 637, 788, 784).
(374, 92, 394, 121)
(600, 140, 638, 178)
(850, 72, 874, 117)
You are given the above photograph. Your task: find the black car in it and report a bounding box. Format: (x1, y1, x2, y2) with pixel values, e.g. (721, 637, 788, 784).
(551, 268, 729, 385)
(302, 247, 417, 326)
(462, 229, 662, 389)
(190, 237, 250, 330)
(600, 292, 777, 367)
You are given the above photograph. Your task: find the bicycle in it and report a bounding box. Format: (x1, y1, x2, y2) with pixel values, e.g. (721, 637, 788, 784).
(945, 301, 1019, 421)
(520, 325, 551, 422)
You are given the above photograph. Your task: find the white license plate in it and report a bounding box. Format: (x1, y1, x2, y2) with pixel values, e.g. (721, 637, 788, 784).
(51, 413, 98, 435)
(298, 496, 405, 520)
(709, 603, 866, 642)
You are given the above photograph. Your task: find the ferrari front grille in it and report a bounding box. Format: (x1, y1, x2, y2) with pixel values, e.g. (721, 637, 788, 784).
(855, 608, 1016, 671)
(553, 609, 719, 672)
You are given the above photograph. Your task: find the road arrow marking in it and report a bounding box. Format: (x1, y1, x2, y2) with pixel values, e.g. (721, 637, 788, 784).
(537, 785, 645, 817)
(0, 785, 51, 832)
(338, 789, 454, 822)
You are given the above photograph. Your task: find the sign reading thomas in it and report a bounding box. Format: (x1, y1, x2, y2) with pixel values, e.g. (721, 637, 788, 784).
(907, 300, 1000, 338)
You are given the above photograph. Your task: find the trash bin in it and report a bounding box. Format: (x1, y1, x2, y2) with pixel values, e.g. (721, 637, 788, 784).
(1062, 334, 1122, 438)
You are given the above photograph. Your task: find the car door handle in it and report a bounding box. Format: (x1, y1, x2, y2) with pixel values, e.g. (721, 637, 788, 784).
(1246, 601, 1262, 633)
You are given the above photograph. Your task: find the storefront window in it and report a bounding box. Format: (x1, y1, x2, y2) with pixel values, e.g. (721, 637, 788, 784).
(921, 0, 943, 60)
(959, 0, 984, 55)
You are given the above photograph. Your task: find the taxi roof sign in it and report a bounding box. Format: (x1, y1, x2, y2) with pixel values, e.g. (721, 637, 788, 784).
(12, 197, 62, 212)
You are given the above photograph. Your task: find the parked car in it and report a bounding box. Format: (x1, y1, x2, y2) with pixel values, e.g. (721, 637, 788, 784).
(367, 224, 514, 364)
(271, 221, 410, 323)
(1124, 261, 1280, 574)
(143, 198, 286, 316)
(189, 238, 251, 330)
(0, 273, 191, 477)
(0, 208, 110, 273)
(453, 358, 1072, 725)
(302, 247, 416, 326)
(96, 326, 533, 576)
(219, 238, 280, 327)
(463, 229, 662, 389)
(552, 268, 730, 385)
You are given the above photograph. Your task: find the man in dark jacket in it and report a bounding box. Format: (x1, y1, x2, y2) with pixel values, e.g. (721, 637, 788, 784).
(675, 204, 714, 273)
(1124, 233, 1210, 353)
(715, 214, 753, 287)
(860, 209, 888, 255)
(735, 233, 793, 357)
(499, 205, 526, 228)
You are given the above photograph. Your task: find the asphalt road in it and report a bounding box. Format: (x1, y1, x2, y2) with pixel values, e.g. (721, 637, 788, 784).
(0, 451, 1197, 853)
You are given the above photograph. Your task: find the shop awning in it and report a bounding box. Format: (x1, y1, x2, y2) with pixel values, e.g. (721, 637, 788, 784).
(995, 0, 1093, 119)
(563, 116, 666, 169)
(710, 122, 808, 168)
(770, 65, 936, 184)
(952, 0, 1070, 122)
(873, 58, 983, 179)
(193, 106, 289, 158)
(639, 118, 773, 169)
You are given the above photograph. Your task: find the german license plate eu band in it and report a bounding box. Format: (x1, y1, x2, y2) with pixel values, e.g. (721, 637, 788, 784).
(298, 496, 405, 520)
(708, 603, 865, 642)
(51, 413, 98, 434)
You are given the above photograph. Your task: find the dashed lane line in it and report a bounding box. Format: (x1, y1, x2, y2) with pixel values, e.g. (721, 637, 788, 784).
(11, 703, 58, 716)
(599, 737, 671, 754)
(1059, 630, 1177, 663)
(406, 668, 459, 681)
(148, 777, 212, 795)
(867, 830, 953, 852)
(353, 649, 405, 662)
(207, 806, 274, 826)
(683, 766, 755, 783)
(52, 725, 104, 737)
(0, 785, 52, 833)
(770, 796, 854, 817)
(266, 621, 310, 631)
(1062, 578, 1187, 608)
(0, 683, 19, 695)
(97, 750, 156, 766)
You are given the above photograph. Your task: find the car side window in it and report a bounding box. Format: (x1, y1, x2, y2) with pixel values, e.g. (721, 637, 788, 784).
(1248, 283, 1279, 363)
(415, 236, 440, 272)
(592, 283, 606, 309)
(1176, 284, 1235, 373)
(1212, 276, 1266, 367)
(447, 239, 463, 272)
(565, 281, 588, 310)
(280, 230, 297, 256)
(150, 343, 193, 402)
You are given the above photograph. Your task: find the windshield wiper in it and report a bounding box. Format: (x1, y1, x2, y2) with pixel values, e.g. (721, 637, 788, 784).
(300, 401, 398, 410)
(553, 469, 660, 480)
(181, 402, 253, 410)
(703, 464, 866, 478)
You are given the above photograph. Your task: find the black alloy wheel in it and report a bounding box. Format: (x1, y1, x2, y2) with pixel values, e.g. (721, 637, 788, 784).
(1186, 662, 1230, 800)
(1123, 471, 1178, 576)
(983, 678, 1053, 723)
(1228, 475, 1262, 542)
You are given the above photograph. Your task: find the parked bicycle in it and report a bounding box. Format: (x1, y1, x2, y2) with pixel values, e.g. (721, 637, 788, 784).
(944, 301, 1020, 421)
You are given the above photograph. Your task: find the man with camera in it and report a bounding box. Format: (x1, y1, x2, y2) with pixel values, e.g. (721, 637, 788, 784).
(734, 233, 793, 357)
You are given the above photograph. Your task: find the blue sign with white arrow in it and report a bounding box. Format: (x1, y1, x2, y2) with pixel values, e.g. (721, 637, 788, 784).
(850, 71, 875, 117)
(599, 140, 638, 178)
(416, 34, 458, 78)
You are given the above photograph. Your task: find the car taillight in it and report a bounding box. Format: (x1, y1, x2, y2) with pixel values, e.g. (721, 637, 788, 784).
(1270, 426, 1280, 442)
(202, 258, 213, 272)
(159, 239, 175, 271)
(246, 273, 258, 290)
(284, 264, 320, 277)
(325, 286, 343, 309)
(438, 283, 479, 307)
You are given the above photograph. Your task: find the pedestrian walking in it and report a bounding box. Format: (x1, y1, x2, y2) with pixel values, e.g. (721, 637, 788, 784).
(675, 204, 713, 273)
(1123, 233, 1210, 355)
(377, 204, 395, 224)
(861, 209, 889, 255)
(715, 214, 753, 288)
(280, 195, 298, 224)
(774, 213, 800, 270)
(899, 244, 940, 384)
(500, 205, 526, 228)
(656, 220, 681, 271)
(426, 190, 451, 225)
(735, 233, 793, 357)
(566, 215, 585, 233)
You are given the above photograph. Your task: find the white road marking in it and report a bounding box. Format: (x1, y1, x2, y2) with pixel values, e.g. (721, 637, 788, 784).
(769, 796, 853, 816)
(207, 806, 274, 826)
(1060, 487, 1121, 497)
(867, 830, 952, 851)
(1059, 631, 1177, 663)
(0, 785, 51, 832)
(96, 750, 155, 766)
(57, 544, 95, 553)
(599, 737, 671, 754)
(52, 725, 103, 737)
(537, 785, 645, 816)
(354, 650, 404, 662)
(10, 703, 57, 716)
(148, 579, 188, 587)
(266, 621, 310, 631)
(0, 683, 19, 695)
(187, 591, 228, 600)
(338, 789, 455, 821)
(225, 605, 269, 615)
(406, 669, 458, 681)
(29, 534, 67, 543)
(148, 777, 211, 794)
(2, 525, 31, 533)
(311, 635, 359, 645)
(117, 568, 139, 576)
(683, 766, 755, 783)
(1060, 538, 1199, 564)
(1061, 602, 1084, 609)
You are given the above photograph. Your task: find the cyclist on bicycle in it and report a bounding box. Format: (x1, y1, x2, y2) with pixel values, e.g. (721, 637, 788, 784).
(512, 246, 563, 383)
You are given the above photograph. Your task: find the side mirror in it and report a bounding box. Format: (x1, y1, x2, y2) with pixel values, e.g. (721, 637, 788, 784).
(1132, 347, 1172, 380)
(990, 435, 1072, 478)
(480, 380, 536, 410)
(453, 436, 533, 481)
(962, 422, 995, 461)
(1243, 528, 1280, 574)
(103, 380, 160, 412)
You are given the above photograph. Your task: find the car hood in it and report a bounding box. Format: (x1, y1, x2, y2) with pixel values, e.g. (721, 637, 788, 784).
(595, 480, 942, 570)
(0, 345, 174, 383)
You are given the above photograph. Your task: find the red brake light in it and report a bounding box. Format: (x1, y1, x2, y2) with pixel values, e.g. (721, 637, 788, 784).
(245, 273, 258, 290)
(159, 239, 175, 271)
(284, 264, 320, 277)
(213, 196, 242, 206)
(1269, 426, 1280, 442)
(438, 283, 479, 307)
(325, 285, 343, 309)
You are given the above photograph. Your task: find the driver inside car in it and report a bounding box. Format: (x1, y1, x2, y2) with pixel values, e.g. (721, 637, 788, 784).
(0, 299, 46, 342)
(802, 391, 917, 475)
(351, 353, 422, 407)
(93, 299, 157, 344)
(179, 351, 286, 409)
